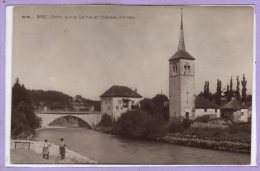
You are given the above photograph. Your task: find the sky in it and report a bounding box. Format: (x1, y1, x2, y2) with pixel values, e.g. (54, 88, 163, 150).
(12, 5, 254, 100)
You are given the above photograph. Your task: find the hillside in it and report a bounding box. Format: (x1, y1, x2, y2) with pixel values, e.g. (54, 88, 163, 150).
(26, 89, 100, 111)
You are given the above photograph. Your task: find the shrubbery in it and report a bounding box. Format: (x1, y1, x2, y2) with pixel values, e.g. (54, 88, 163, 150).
(167, 118, 185, 133)
(229, 122, 251, 134)
(167, 118, 192, 133)
(98, 113, 113, 127)
(113, 110, 166, 139)
(194, 115, 211, 123)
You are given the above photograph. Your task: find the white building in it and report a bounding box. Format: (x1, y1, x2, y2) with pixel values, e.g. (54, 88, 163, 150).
(194, 96, 221, 118)
(100, 85, 142, 121)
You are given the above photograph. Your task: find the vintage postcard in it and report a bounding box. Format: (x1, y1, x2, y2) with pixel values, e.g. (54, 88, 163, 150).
(5, 4, 255, 166)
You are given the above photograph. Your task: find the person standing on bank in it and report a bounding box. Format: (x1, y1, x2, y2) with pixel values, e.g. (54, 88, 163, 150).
(42, 139, 51, 159)
(59, 138, 67, 160)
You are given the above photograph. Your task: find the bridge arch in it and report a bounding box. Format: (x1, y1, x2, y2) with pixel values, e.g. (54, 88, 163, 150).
(48, 115, 92, 128)
(36, 112, 101, 128)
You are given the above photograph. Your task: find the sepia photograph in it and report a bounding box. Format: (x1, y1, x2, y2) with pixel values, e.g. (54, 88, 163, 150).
(7, 5, 254, 165)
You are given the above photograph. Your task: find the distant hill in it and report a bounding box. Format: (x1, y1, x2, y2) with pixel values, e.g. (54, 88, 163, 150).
(27, 89, 72, 106)
(26, 89, 101, 111)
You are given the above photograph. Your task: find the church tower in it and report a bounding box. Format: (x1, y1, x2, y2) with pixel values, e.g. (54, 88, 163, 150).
(169, 8, 195, 119)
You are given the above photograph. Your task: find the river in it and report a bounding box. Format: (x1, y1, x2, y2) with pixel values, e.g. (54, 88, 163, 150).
(32, 128, 250, 165)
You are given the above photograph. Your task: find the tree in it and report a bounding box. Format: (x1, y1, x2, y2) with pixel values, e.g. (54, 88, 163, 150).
(11, 78, 41, 137)
(139, 94, 169, 120)
(224, 84, 231, 102)
(203, 81, 210, 99)
(215, 79, 222, 106)
(230, 76, 233, 96)
(236, 76, 241, 100)
(113, 110, 165, 139)
(241, 74, 247, 105)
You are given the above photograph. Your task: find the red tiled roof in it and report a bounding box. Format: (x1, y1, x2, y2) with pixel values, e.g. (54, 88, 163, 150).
(100, 85, 142, 98)
(195, 96, 219, 109)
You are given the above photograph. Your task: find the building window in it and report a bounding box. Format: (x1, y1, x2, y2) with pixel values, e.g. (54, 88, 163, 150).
(241, 112, 244, 116)
(215, 109, 217, 113)
(118, 100, 122, 104)
(123, 99, 129, 108)
(204, 108, 207, 112)
(116, 106, 119, 110)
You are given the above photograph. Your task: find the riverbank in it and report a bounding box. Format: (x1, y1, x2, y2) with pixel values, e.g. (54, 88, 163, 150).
(11, 149, 76, 164)
(93, 126, 251, 153)
(160, 134, 250, 153)
(11, 140, 97, 164)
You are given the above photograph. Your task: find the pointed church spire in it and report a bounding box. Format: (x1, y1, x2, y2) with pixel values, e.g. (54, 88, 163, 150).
(178, 7, 186, 51)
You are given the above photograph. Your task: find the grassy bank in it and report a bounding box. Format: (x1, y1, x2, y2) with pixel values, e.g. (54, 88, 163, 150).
(96, 113, 251, 153)
(161, 134, 250, 153)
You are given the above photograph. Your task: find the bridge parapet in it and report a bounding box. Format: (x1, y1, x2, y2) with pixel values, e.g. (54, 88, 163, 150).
(36, 110, 101, 115)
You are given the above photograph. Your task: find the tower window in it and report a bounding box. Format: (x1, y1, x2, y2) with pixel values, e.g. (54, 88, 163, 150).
(184, 64, 191, 75)
(173, 64, 177, 74)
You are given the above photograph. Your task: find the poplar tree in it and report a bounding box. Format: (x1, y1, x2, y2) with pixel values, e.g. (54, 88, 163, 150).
(241, 74, 247, 105)
(216, 79, 222, 106)
(236, 76, 241, 100)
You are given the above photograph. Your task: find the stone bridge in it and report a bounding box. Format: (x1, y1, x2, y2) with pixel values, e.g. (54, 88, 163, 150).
(35, 111, 101, 128)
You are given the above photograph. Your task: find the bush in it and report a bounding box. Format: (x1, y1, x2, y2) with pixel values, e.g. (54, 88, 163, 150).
(229, 123, 251, 134)
(167, 118, 185, 133)
(99, 113, 113, 127)
(194, 115, 210, 123)
(184, 127, 223, 137)
(113, 110, 165, 139)
(183, 118, 192, 129)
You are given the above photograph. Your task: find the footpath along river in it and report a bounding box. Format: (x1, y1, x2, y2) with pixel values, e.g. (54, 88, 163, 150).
(32, 127, 250, 165)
